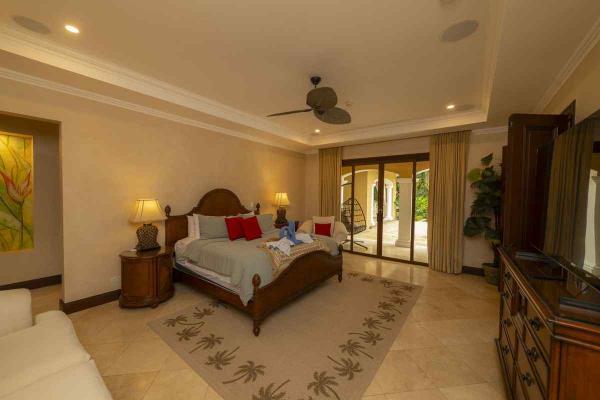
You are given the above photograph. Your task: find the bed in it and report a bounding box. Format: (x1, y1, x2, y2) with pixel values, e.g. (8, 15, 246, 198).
(164, 188, 343, 336)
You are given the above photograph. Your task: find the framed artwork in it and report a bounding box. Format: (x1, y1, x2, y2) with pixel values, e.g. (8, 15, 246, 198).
(0, 132, 34, 252)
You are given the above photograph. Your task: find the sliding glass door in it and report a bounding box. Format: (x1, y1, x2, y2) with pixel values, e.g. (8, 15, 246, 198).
(341, 154, 429, 265)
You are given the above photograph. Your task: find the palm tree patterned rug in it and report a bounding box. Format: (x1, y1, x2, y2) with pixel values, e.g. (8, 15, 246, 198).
(149, 271, 421, 400)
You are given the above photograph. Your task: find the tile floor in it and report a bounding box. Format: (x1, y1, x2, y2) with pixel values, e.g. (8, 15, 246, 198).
(31, 253, 506, 400)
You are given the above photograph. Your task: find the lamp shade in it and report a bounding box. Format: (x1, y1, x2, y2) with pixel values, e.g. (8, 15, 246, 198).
(274, 192, 290, 207)
(129, 199, 166, 223)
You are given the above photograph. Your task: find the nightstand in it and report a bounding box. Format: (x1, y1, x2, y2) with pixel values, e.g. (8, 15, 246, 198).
(119, 248, 174, 308)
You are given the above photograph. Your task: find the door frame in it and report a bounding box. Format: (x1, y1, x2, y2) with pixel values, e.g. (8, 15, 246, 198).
(342, 153, 429, 266)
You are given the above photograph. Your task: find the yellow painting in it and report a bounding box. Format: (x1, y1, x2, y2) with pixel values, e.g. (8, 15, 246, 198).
(0, 132, 33, 252)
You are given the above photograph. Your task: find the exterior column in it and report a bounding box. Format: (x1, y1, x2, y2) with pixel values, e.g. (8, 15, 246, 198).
(395, 178, 412, 248)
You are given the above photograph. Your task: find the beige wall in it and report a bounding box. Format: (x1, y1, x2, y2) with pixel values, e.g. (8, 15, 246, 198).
(0, 79, 306, 302)
(0, 115, 62, 285)
(544, 41, 600, 120)
(463, 131, 507, 269)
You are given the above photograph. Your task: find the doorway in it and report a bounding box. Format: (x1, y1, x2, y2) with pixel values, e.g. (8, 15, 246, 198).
(340, 154, 429, 265)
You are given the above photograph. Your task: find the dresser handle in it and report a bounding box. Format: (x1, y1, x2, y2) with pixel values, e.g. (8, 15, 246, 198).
(526, 347, 539, 361)
(503, 318, 512, 327)
(502, 292, 508, 300)
(529, 316, 542, 331)
(522, 372, 534, 387)
(501, 344, 510, 354)
(504, 272, 510, 280)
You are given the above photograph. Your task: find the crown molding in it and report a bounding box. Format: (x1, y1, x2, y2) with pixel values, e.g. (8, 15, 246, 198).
(309, 109, 488, 146)
(471, 125, 507, 135)
(0, 25, 308, 144)
(535, 15, 600, 113)
(481, 0, 506, 116)
(0, 67, 307, 153)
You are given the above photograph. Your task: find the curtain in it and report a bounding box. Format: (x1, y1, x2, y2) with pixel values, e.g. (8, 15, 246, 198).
(428, 130, 470, 273)
(544, 119, 595, 264)
(319, 147, 342, 219)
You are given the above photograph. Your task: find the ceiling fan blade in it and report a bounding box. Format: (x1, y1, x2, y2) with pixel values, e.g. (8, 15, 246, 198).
(266, 108, 312, 117)
(306, 87, 337, 110)
(314, 107, 351, 124)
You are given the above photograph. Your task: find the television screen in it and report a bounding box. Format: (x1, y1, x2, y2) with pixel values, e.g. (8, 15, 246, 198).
(542, 111, 600, 279)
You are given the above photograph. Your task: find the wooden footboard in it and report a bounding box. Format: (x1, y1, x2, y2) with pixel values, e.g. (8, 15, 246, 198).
(250, 244, 343, 336)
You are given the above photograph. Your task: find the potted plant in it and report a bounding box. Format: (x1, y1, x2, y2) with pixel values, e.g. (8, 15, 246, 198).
(464, 153, 502, 285)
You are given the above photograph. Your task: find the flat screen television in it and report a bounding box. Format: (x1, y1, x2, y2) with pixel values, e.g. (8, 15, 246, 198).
(538, 110, 600, 285)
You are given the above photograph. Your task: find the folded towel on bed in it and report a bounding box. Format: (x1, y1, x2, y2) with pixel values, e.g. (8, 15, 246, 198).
(265, 237, 294, 256)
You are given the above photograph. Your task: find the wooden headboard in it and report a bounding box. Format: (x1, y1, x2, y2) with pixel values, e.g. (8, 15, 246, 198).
(164, 188, 260, 249)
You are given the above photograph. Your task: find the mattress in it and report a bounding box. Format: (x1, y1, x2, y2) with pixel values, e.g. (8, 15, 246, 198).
(174, 259, 239, 294)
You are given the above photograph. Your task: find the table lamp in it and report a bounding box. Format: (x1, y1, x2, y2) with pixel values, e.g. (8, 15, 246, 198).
(129, 198, 166, 251)
(274, 192, 290, 225)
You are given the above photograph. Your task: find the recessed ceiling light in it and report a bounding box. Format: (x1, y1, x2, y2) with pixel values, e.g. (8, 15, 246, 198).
(64, 24, 79, 34)
(446, 104, 455, 110)
(314, 129, 321, 133)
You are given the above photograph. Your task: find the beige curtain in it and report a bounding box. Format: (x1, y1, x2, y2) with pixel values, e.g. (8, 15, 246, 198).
(428, 131, 470, 273)
(544, 119, 595, 264)
(319, 147, 342, 219)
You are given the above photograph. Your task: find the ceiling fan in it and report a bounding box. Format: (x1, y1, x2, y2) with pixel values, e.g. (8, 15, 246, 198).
(267, 76, 351, 124)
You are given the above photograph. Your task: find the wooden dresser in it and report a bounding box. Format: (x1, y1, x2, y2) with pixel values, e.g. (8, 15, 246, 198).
(498, 248, 600, 400)
(497, 113, 600, 399)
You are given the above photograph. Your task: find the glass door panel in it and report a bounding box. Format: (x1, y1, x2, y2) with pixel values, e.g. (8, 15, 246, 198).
(348, 163, 379, 255)
(381, 162, 413, 260)
(340, 165, 353, 252)
(413, 161, 430, 263)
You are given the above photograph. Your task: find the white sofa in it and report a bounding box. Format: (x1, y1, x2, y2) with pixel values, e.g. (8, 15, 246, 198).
(0, 289, 112, 400)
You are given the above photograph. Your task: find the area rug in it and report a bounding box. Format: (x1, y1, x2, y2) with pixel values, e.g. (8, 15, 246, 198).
(149, 271, 421, 400)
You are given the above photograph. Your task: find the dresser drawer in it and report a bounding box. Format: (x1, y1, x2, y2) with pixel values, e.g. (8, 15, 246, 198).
(514, 367, 528, 400)
(499, 326, 515, 389)
(523, 297, 551, 358)
(503, 267, 514, 294)
(517, 337, 544, 400)
(501, 298, 516, 351)
(501, 286, 513, 311)
(523, 327, 549, 392)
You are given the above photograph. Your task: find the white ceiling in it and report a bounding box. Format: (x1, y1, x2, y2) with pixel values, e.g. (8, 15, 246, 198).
(0, 0, 599, 152)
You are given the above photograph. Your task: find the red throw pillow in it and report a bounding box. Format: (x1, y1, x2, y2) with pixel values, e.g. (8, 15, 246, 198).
(225, 217, 244, 241)
(241, 216, 262, 240)
(314, 222, 332, 237)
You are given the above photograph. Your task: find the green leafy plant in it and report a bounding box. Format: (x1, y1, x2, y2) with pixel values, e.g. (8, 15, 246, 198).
(463, 153, 502, 267)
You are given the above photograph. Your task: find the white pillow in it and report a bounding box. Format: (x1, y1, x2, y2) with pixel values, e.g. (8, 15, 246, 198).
(186, 214, 201, 239)
(312, 216, 335, 236)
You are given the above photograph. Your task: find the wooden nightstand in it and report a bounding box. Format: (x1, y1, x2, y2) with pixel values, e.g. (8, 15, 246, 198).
(119, 248, 174, 308)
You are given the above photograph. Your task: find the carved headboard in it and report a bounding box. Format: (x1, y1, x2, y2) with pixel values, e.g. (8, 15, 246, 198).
(164, 188, 260, 249)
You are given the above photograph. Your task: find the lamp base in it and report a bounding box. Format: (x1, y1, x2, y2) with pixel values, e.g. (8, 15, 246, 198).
(275, 207, 288, 226)
(136, 223, 160, 252)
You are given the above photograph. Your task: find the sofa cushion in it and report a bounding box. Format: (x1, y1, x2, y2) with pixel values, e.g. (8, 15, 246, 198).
(1, 359, 112, 400)
(0, 311, 91, 398)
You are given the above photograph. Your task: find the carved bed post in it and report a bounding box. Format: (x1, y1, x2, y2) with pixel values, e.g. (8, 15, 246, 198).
(252, 274, 262, 336)
(254, 203, 261, 215)
(165, 205, 171, 217)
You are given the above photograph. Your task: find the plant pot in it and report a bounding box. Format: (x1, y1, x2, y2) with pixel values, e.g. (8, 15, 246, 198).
(482, 263, 499, 286)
